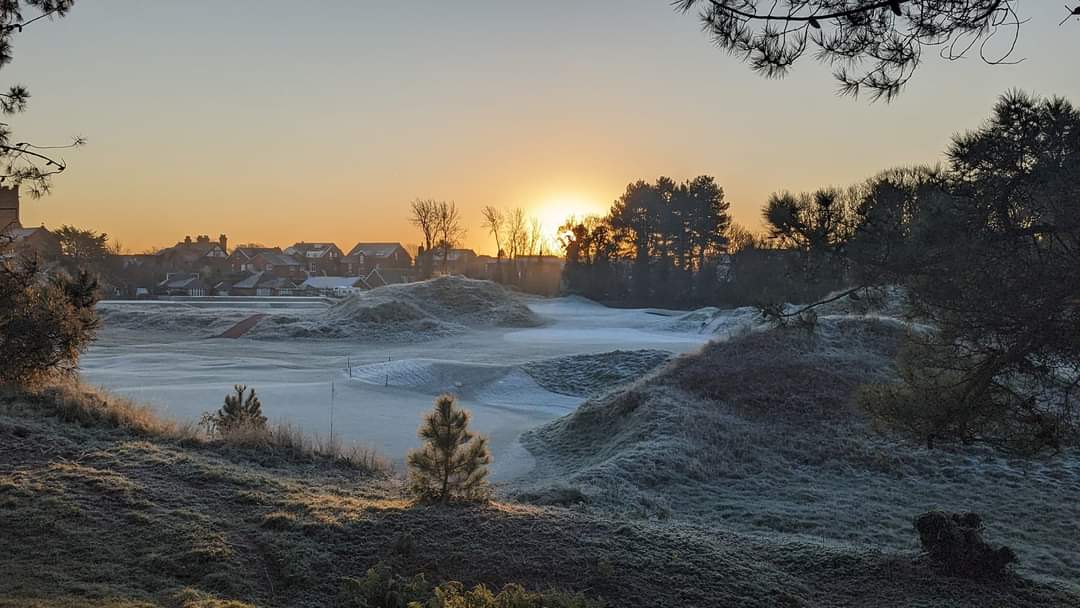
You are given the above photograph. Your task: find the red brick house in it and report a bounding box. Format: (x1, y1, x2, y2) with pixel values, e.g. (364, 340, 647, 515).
(345, 242, 413, 275)
(250, 251, 305, 280)
(228, 246, 282, 273)
(285, 242, 344, 275)
(157, 234, 228, 274)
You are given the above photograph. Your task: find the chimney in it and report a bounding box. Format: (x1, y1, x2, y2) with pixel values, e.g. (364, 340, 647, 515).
(0, 186, 20, 229)
(219, 234, 228, 252)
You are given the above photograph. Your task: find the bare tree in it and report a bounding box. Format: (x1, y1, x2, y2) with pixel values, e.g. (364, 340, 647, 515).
(434, 200, 465, 274)
(674, 1, 1024, 101)
(480, 205, 505, 281)
(506, 207, 528, 260)
(410, 198, 439, 277)
(410, 198, 438, 252)
(480, 205, 504, 259)
(528, 216, 544, 256)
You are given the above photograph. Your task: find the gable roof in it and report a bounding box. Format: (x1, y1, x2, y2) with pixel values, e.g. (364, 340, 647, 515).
(3, 226, 49, 242)
(347, 242, 409, 258)
(285, 242, 343, 258)
(256, 252, 302, 267)
(229, 246, 281, 260)
(158, 241, 225, 263)
(432, 248, 477, 261)
(158, 273, 207, 290)
(231, 272, 264, 289)
(301, 276, 369, 290)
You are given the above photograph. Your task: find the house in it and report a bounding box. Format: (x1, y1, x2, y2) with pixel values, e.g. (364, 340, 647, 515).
(364, 266, 414, 287)
(0, 185, 20, 229)
(157, 272, 209, 297)
(346, 242, 413, 273)
(0, 187, 60, 261)
(284, 242, 344, 275)
(1, 225, 59, 261)
(250, 251, 305, 280)
(230, 271, 299, 296)
(299, 275, 369, 296)
(112, 253, 165, 298)
(510, 254, 564, 296)
(157, 234, 229, 273)
(431, 248, 478, 275)
(228, 246, 282, 273)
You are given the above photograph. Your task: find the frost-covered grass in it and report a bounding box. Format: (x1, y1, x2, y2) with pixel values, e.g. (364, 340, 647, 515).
(519, 317, 1080, 588)
(251, 276, 542, 341)
(2, 393, 1076, 607)
(96, 277, 542, 343)
(1, 381, 389, 474)
(521, 350, 673, 398)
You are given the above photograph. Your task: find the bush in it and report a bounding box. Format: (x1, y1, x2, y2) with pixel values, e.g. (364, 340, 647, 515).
(858, 338, 1071, 454)
(0, 258, 99, 387)
(407, 394, 490, 504)
(204, 385, 266, 435)
(914, 511, 1017, 578)
(338, 563, 602, 608)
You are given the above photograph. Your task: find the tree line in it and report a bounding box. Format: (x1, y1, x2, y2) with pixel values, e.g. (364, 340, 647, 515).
(759, 91, 1078, 455)
(554, 91, 1079, 457)
(559, 176, 731, 308)
(409, 198, 553, 289)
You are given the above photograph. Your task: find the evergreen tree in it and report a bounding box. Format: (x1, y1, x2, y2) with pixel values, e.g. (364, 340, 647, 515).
(216, 385, 266, 432)
(0, 255, 99, 386)
(407, 394, 491, 503)
(675, 1, 1023, 101)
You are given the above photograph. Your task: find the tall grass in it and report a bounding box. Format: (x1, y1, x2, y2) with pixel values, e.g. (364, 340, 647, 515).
(214, 419, 389, 472)
(1, 379, 389, 475)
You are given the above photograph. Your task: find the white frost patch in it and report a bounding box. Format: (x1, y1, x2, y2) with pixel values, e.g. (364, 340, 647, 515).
(346, 358, 580, 415)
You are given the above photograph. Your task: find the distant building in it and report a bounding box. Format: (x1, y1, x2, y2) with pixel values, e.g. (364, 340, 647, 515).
(231, 271, 299, 296)
(299, 275, 369, 296)
(0, 186, 20, 229)
(431, 248, 478, 275)
(157, 234, 228, 272)
(0, 186, 59, 262)
(284, 241, 344, 275)
(227, 246, 282, 273)
(249, 251, 305, 280)
(346, 242, 413, 273)
(511, 254, 564, 296)
(157, 272, 209, 297)
(1, 225, 59, 261)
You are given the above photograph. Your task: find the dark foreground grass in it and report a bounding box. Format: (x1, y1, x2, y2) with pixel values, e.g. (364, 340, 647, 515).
(2, 388, 1078, 607)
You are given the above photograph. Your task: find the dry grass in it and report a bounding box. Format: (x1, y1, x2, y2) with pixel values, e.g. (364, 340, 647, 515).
(1, 379, 199, 440)
(0, 380, 389, 476)
(212, 421, 389, 473)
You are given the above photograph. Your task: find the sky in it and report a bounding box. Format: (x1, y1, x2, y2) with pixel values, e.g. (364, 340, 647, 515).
(7, 1, 1080, 254)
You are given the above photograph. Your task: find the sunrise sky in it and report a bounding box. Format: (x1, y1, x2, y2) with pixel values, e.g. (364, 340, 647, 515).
(8, 1, 1080, 254)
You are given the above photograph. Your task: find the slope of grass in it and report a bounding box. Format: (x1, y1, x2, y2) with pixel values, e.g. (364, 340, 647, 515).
(2, 384, 1078, 607)
(519, 317, 1080, 589)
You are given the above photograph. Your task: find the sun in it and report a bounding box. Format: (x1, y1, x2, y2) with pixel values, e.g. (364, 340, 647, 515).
(532, 196, 604, 245)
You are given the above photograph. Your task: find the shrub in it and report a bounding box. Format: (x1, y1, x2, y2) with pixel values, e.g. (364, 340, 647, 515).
(339, 563, 430, 608)
(338, 563, 602, 608)
(858, 338, 1071, 454)
(914, 511, 1017, 578)
(407, 394, 490, 504)
(212, 385, 266, 434)
(0, 258, 99, 387)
